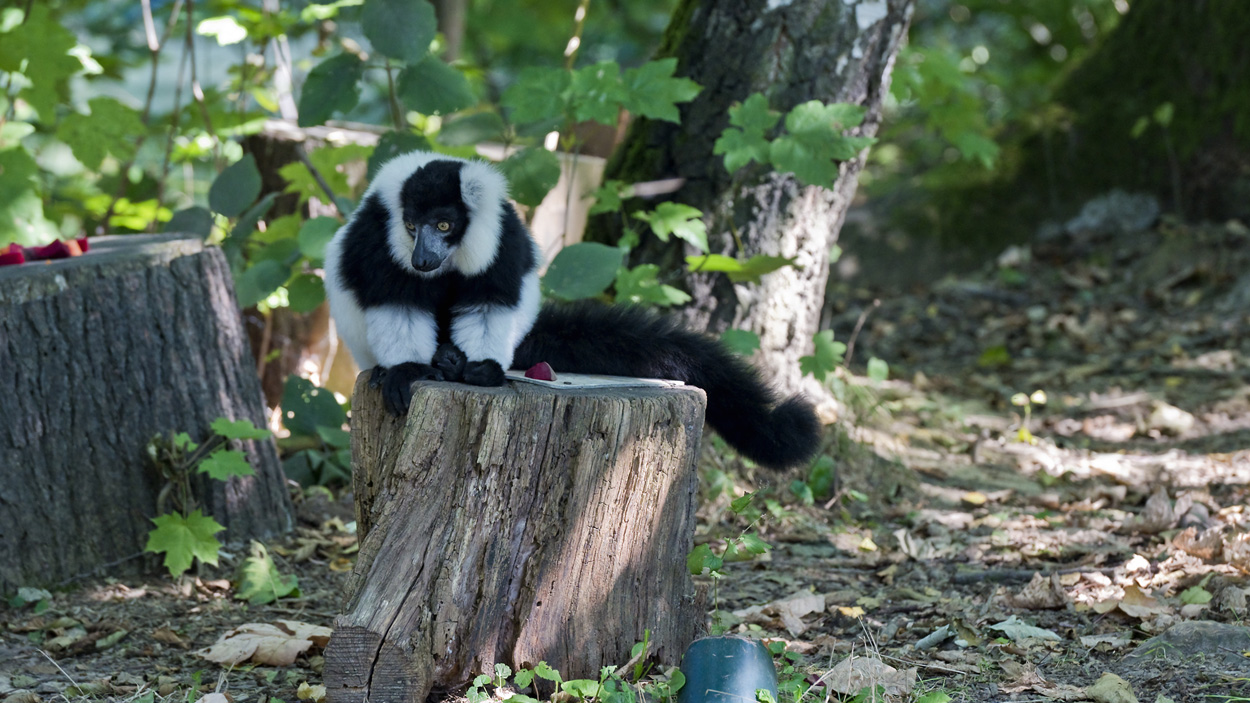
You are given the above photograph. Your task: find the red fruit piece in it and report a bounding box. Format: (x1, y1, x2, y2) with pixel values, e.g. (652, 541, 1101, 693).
(524, 362, 556, 381)
(0, 250, 26, 266)
(76, 237, 90, 253)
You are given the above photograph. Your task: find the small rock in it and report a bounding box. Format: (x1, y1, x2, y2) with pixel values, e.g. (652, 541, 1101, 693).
(1127, 621, 1250, 669)
(1086, 673, 1139, 703)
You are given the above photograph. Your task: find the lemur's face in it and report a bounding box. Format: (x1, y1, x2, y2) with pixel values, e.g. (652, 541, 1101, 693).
(397, 161, 471, 274)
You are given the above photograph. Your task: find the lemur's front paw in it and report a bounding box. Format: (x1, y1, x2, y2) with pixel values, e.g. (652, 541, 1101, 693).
(432, 343, 467, 382)
(462, 359, 506, 387)
(380, 362, 445, 415)
(368, 365, 387, 389)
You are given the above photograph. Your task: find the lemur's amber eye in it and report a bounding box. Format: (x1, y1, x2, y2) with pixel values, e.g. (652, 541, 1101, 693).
(436, 221, 451, 232)
(404, 221, 416, 232)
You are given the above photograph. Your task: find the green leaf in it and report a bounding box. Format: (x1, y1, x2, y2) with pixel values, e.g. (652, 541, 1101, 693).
(588, 180, 634, 216)
(720, 329, 760, 356)
(791, 480, 814, 506)
(57, 97, 145, 171)
(235, 541, 300, 605)
(1153, 101, 1174, 127)
(686, 543, 723, 575)
(799, 330, 846, 382)
(367, 130, 432, 181)
(621, 58, 701, 123)
(730, 493, 754, 514)
(542, 243, 623, 301)
(210, 154, 263, 218)
(397, 55, 476, 116)
(1130, 116, 1150, 139)
(234, 260, 291, 308)
(755, 689, 776, 703)
(866, 357, 889, 383)
(287, 273, 326, 313)
(948, 130, 999, 168)
(498, 148, 561, 207)
(634, 203, 707, 253)
(808, 455, 834, 498)
(0, 5, 79, 120)
(438, 112, 506, 146)
(164, 207, 215, 239)
(769, 136, 838, 187)
(361, 0, 436, 63)
(502, 67, 570, 125)
(914, 693, 952, 703)
(0, 147, 56, 246)
(513, 669, 535, 688)
(229, 192, 279, 244)
(472, 674, 493, 688)
(282, 376, 348, 437)
(570, 61, 627, 125)
(688, 254, 796, 284)
(1179, 585, 1213, 605)
(614, 264, 691, 307)
(561, 680, 601, 699)
(297, 53, 365, 128)
(315, 424, 351, 449)
(714, 94, 779, 173)
(534, 661, 562, 684)
(738, 533, 770, 555)
(145, 509, 225, 578)
(495, 663, 513, 680)
(198, 450, 256, 481)
(298, 216, 340, 261)
(210, 417, 271, 440)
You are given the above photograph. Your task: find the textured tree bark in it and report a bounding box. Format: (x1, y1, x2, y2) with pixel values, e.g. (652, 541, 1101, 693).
(325, 375, 707, 703)
(0, 235, 293, 592)
(589, 0, 914, 397)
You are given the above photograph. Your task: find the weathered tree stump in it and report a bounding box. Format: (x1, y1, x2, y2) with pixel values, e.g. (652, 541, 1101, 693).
(325, 375, 708, 703)
(0, 235, 293, 591)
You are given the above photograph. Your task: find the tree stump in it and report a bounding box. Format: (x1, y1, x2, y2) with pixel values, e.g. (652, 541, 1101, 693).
(0, 235, 293, 591)
(325, 375, 708, 703)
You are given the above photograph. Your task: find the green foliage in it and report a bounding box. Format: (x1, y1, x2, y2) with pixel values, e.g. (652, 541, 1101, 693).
(542, 243, 624, 300)
(296, 53, 365, 127)
(613, 264, 690, 307)
(145, 510, 225, 578)
(621, 59, 702, 123)
(361, 0, 436, 64)
(715, 94, 874, 187)
(0, 5, 79, 120)
(209, 154, 264, 218)
(464, 648, 683, 703)
(57, 97, 144, 170)
(499, 148, 562, 207)
(799, 330, 847, 383)
(367, 131, 433, 180)
(235, 541, 300, 605)
(397, 55, 476, 116)
(720, 329, 761, 356)
(280, 376, 351, 488)
(686, 254, 795, 284)
(633, 203, 708, 253)
(165, 207, 215, 239)
(144, 417, 269, 577)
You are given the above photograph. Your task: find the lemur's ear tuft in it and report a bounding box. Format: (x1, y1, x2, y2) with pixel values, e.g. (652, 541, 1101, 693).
(458, 160, 509, 213)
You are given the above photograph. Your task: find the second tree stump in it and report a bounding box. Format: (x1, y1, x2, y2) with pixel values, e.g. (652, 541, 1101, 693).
(325, 375, 708, 703)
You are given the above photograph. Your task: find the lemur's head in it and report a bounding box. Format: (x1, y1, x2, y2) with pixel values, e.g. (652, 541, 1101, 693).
(374, 152, 508, 277)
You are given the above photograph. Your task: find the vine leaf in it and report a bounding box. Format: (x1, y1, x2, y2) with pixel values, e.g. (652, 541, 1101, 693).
(361, 0, 436, 64)
(145, 510, 225, 578)
(209, 154, 262, 218)
(297, 53, 365, 128)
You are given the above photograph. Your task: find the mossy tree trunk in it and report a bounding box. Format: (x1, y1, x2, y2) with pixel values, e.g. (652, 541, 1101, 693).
(589, 0, 914, 397)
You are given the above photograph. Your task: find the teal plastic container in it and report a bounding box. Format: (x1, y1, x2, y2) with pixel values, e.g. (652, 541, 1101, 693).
(678, 636, 779, 703)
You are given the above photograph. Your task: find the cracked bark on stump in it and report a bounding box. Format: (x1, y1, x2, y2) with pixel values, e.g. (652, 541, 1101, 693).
(325, 375, 707, 703)
(0, 235, 292, 591)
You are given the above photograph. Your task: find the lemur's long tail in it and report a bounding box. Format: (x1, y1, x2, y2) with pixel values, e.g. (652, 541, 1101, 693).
(512, 302, 822, 470)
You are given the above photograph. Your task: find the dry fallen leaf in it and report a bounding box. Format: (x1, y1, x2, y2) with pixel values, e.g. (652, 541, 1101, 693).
(196, 620, 331, 666)
(1128, 486, 1176, 534)
(826, 656, 916, 697)
(1086, 672, 1139, 703)
(1172, 526, 1224, 561)
(1118, 585, 1170, 620)
(1080, 632, 1132, 649)
(152, 628, 191, 649)
(1008, 572, 1070, 610)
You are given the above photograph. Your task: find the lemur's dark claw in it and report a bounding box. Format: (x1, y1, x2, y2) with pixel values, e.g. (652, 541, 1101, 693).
(368, 365, 387, 389)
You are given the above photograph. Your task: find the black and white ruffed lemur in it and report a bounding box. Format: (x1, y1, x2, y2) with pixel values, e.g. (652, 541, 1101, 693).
(323, 151, 821, 469)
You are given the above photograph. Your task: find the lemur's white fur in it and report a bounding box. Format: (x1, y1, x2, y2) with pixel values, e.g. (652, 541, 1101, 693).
(324, 152, 536, 373)
(450, 271, 541, 369)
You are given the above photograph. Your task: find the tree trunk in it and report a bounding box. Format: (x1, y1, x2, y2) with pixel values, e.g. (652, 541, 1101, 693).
(325, 375, 707, 703)
(590, 0, 914, 397)
(0, 235, 293, 591)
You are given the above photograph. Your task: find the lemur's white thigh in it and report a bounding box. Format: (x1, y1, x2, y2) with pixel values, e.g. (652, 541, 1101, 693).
(451, 272, 541, 369)
(365, 305, 439, 368)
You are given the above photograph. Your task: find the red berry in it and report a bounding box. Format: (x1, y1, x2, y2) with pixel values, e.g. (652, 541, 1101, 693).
(524, 362, 556, 381)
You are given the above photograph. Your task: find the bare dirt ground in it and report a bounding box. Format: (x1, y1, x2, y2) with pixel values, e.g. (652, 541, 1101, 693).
(2, 217, 1249, 703)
